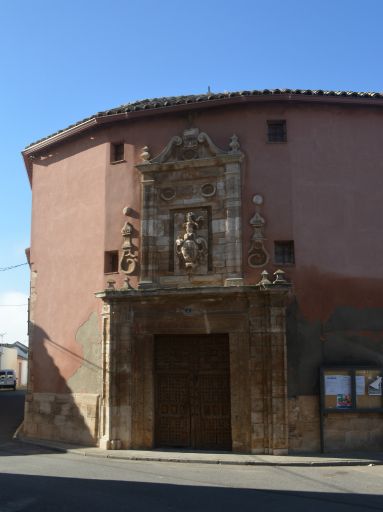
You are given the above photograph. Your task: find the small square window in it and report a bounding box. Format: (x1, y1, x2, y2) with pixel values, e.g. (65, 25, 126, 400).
(267, 120, 287, 143)
(274, 241, 295, 265)
(111, 143, 125, 163)
(104, 251, 119, 273)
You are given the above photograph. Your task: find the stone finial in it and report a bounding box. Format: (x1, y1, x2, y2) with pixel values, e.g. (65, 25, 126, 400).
(121, 276, 134, 290)
(141, 146, 150, 162)
(106, 279, 116, 290)
(229, 134, 240, 153)
(273, 269, 288, 285)
(257, 270, 271, 287)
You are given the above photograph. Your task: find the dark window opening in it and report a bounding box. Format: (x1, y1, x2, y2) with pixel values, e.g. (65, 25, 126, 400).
(111, 143, 125, 163)
(274, 241, 295, 265)
(267, 120, 287, 143)
(104, 251, 119, 273)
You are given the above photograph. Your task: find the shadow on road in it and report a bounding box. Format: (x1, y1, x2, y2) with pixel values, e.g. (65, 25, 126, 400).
(0, 440, 60, 456)
(0, 473, 382, 512)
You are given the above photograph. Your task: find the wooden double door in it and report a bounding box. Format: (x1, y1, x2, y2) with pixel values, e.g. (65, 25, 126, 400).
(154, 334, 232, 450)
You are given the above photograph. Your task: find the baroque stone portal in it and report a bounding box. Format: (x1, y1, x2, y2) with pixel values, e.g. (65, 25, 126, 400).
(136, 127, 244, 287)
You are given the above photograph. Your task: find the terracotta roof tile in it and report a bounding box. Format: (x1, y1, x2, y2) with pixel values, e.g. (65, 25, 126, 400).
(25, 88, 383, 149)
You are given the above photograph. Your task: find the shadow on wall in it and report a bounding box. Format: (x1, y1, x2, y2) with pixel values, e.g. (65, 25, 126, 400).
(286, 267, 383, 398)
(23, 322, 101, 447)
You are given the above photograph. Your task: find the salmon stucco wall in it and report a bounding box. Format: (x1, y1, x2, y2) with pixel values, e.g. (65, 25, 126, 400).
(25, 98, 383, 450)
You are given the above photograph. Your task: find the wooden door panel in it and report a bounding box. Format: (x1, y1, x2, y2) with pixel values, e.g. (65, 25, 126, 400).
(156, 373, 190, 447)
(196, 373, 232, 450)
(155, 334, 231, 450)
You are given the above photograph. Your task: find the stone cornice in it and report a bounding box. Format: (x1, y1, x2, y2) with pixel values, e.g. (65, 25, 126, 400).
(95, 284, 290, 302)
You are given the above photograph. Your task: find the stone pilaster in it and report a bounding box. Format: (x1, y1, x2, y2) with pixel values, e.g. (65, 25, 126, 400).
(139, 174, 158, 287)
(229, 332, 251, 452)
(224, 161, 242, 277)
(249, 290, 289, 454)
(99, 301, 123, 449)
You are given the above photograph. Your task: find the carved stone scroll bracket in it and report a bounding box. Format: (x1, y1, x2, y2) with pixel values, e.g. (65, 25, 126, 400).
(147, 128, 232, 164)
(175, 211, 208, 273)
(119, 207, 138, 275)
(248, 194, 270, 268)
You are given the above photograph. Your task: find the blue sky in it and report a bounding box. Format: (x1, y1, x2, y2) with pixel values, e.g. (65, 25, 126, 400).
(1, 0, 382, 344)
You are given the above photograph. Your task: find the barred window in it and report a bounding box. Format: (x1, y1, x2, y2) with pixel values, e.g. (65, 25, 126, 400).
(274, 241, 295, 265)
(104, 251, 119, 273)
(111, 143, 125, 163)
(267, 120, 287, 143)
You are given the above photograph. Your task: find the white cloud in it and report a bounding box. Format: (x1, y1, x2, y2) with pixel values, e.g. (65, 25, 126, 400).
(0, 292, 28, 346)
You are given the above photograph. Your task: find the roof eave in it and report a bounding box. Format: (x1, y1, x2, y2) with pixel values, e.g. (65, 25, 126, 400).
(22, 93, 383, 184)
(22, 118, 98, 185)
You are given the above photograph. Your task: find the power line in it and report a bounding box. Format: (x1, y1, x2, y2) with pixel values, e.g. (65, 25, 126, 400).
(0, 263, 28, 271)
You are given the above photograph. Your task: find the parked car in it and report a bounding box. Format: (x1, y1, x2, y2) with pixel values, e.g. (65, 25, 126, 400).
(0, 369, 16, 390)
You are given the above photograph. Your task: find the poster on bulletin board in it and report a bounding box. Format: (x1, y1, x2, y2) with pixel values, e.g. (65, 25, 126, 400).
(324, 375, 351, 396)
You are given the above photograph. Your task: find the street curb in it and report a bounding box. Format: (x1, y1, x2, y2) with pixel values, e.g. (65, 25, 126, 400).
(15, 438, 383, 467)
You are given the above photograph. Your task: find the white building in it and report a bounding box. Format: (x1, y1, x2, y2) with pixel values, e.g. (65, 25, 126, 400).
(0, 342, 28, 387)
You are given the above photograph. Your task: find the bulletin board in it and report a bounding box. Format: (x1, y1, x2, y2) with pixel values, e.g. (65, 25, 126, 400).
(320, 366, 383, 453)
(321, 366, 383, 412)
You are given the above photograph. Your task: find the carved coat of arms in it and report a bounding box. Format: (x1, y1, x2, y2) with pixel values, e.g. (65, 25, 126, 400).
(176, 212, 207, 271)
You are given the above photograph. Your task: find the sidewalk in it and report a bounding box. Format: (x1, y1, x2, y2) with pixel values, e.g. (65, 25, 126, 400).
(16, 436, 383, 467)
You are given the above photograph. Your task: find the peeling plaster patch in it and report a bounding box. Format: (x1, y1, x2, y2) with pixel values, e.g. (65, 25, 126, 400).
(68, 312, 102, 394)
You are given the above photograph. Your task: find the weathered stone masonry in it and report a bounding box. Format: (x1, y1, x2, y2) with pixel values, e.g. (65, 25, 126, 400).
(96, 286, 289, 454)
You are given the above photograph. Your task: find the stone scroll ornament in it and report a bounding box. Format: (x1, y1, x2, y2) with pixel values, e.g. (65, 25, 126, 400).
(248, 194, 270, 268)
(119, 208, 138, 274)
(176, 212, 208, 272)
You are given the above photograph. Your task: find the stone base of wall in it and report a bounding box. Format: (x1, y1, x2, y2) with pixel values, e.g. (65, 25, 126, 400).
(288, 395, 383, 453)
(288, 395, 321, 452)
(323, 413, 383, 452)
(23, 393, 99, 446)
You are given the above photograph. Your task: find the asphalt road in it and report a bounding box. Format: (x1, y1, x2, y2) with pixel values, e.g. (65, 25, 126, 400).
(1, 391, 383, 511)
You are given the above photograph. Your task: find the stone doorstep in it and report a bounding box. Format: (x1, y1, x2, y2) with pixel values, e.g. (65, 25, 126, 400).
(15, 437, 383, 467)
